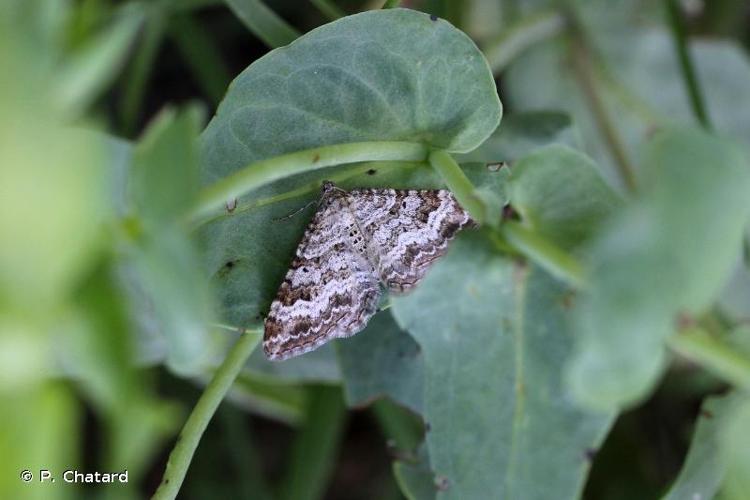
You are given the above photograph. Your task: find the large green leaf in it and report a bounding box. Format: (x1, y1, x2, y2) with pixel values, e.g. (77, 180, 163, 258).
(721, 397, 750, 500)
(202, 162, 506, 382)
(663, 392, 743, 500)
(567, 128, 750, 410)
(199, 8, 503, 379)
(337, 310, 424, 414)
(200, 8, 501, 183)
(504, 22, 750, 184)
(130, 107, 216, 375)
(391, 233, 612, 500)
(456, 111, 580, 163)
(507, 145, 622, 251)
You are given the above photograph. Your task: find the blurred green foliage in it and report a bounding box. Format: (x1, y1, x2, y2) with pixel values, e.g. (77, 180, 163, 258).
(2, 0, 750, 499)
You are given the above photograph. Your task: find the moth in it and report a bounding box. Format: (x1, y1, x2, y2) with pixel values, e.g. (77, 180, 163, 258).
(263, 181, 472, 360)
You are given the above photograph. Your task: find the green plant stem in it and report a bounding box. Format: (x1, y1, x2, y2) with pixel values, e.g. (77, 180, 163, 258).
(483, 9, 565, 73)
(188, 141, 429, 223)
(665, 0, 713, 130)
(500, 221, 586, 288)
(219, 405, 272, 500)
(168, 13, 231, 106)
(279, 385, 347, 500)
(371, 399, 423, 451)
(152, 330, 262, 500)
(310, 0, 345, 20)
(121, 6, 166, 135)
(428, 150, 486, 224)
(668, 328, 750, 390)
(224, 0, 300, 48)
(568, 27, 637, 192)
(57, 5, 144, 118)
(194, 160, 427, 229)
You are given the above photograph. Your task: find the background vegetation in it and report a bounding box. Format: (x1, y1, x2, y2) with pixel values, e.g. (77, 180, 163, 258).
(2, 0, 750, 499)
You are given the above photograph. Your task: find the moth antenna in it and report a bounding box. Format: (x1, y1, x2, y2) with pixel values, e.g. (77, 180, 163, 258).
(273, 200, 317, 222)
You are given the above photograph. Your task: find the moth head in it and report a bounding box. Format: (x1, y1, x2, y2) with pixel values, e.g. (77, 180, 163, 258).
(321, 180, 343, 196)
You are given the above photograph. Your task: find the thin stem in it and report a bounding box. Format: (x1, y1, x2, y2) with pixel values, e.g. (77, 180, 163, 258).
(121, 6, 165, 135)
(567, 24, 638, 192)
(483, 9, 565, 73)
(194, 160, 427, 229)
(500, 221, 586, 288)
(428, 150, 486, 224)
(665, 0, 713, 130)
(188, 141, 429, 224)
(310, 0, 345, 20)
(168, 13, 231, 106)
(668, 328, 750, 390)
(152, 330, 262, 500)
(278, 386, 347, 500)
(224, 0, 300, 48)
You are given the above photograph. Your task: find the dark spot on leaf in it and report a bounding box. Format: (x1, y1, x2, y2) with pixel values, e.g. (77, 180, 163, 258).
(216, 259, 240, 279)
(560, 291, 576, 309)
(675, 311, 695, 331)
(164, 479, 169, 484)
(367, 168, 377, 175)
(430, 14, 438, 21)
(312, 153, 320, 163)
(583, 448, 597, 461)
(502, 204, 519, 221)
(424, 422, 432, 432)
(434, 475, 450, 491)
(700, 409, 714, 419)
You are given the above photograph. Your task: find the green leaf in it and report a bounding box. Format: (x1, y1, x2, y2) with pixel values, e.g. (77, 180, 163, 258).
(505, 23, 750, 183)
(278, 385, 347, 500)
(721, 397, 750, 500)
(55, 3, 144, 117)
(244, 342, 342, 384)
(132, 106, 204, 223)
(718, 259, 750, 322)
(1, 384, 78, 500)
(129, 106, 215, 375)
(338, 311, 424, 414)
(168, 13, 232, 106)
(371, 398, 424, 451)
(229, 372, 308, 424)
(567, 127, 750, 410)
(201, 162, 505, 361)
(507, 145, 622, 251)
(393, 445, 436, 500)
(456, 111, 580, 163)
(132, 227, 215, 375)
(0, 126, 107, 311)
(663, 392, 743, 500)
(200, 8, 502, 184)
(391, 233, 613, 499)
(668, 327, 750, 391)
(223, 0, 300, 48)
